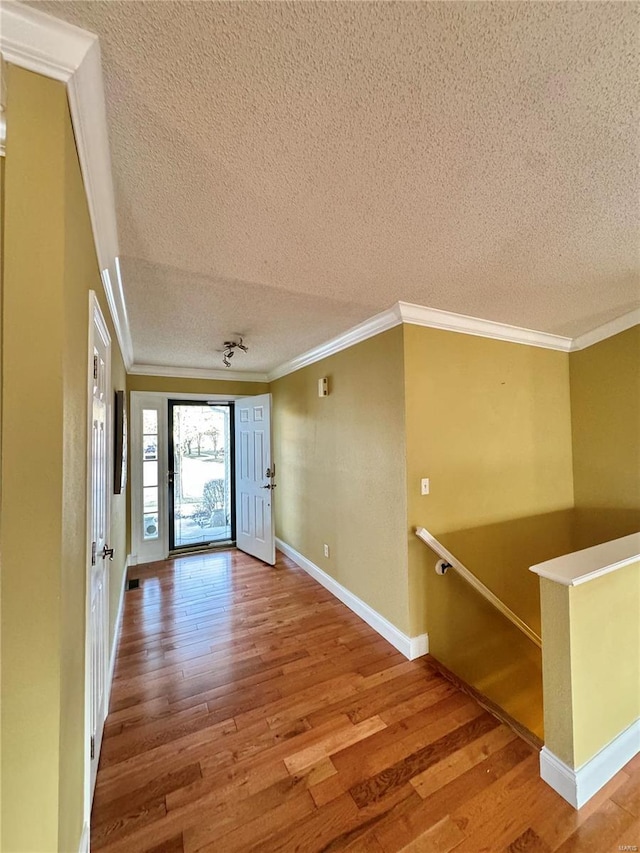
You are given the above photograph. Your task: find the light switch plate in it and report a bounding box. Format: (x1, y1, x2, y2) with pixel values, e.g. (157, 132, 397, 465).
(421, 478, 430, 495)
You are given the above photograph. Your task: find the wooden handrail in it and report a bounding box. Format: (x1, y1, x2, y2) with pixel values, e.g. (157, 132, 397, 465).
(415, 526, 542, 648)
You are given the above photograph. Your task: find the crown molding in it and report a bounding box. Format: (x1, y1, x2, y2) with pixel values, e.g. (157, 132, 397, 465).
(129, 363, 270, 384)
(267, 305, 402, 381)
(1, 1, 134, 369)
(398, 301, 573, 352)
(570, 307, 640, 352)
(0, 1, 94, 81)
(266, 300, 577, 382)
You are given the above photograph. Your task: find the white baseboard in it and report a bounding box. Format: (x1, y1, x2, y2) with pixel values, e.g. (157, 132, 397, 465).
(78, 821, 89, 853)
(276, 538, 428, 661)
(540, 718, 640, 809)
(105, 554, 130, 706)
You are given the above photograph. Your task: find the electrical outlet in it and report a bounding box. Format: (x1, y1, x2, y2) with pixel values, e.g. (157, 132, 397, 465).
(323, 543, 330, 558)
(421, 478, 430, 495)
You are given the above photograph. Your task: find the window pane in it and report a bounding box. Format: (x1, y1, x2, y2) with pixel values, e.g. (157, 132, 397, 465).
(143, 410, 158, 434)
(143, 435, 158, 460)
(143, 513, 158, 540)
(170, 403, 232, 548)
(143, 460, 158, 488)
(143, 487, 158, 512)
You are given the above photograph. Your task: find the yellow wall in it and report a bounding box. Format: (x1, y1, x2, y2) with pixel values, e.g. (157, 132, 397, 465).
(1, 67, 127, 853)
(571, 561, 640, 766)
(404, 326, 575, 735)
(570, 326, 640, 549)
(271, 327, 411, 634)
(539, 578, 576, 765)
(540, 562, 640, 769)
(404, 325, 574, 632)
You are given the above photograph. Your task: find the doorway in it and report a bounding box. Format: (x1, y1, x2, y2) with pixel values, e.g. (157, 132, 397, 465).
(168, 401, 235, 551)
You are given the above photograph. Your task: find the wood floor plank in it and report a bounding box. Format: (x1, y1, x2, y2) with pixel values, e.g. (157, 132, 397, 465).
(91, 548, 636, 852)
(446, 755, 556, 852)
(531, 770, 632, 850)
(349, 712, 500, 807)
(284, 714, 387, 775)
(397, 815, 466, 853)
(554, 799, 637, 853)
(344, 833, 387, 853)
(187, 786, 315, 852)
(410, 724, 517, 799)
(373, 739, 534, 852)
(611, 763, 640, 817)
(142, 833, 185, 853)
(504, 827, 553, 853)
(331, 693, 485, 791)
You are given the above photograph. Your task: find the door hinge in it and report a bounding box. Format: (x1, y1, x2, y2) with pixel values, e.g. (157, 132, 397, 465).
(91, 541, 96, 566)
(90, 736, 95, 760)
(93, 355, 98, 380)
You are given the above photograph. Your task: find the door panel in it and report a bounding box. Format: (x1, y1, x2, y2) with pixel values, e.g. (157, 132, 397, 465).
(88, 295, 111, 800)
(235, 394, 275, 564)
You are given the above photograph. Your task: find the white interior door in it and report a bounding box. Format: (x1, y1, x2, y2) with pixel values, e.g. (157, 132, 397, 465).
(235, 394, 275, 565)
(87, 294, 111, 801)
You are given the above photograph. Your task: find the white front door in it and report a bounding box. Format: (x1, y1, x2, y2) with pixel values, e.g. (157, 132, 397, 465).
(87, 294, 111, 800)
(235, 394, 275, 565)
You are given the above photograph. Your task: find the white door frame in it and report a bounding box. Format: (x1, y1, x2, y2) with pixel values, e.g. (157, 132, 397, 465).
(129, 391, 243, 564)
(84, 292, 112, 834)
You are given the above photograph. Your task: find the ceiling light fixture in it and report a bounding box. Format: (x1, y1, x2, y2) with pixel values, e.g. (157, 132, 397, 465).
(222, 336, 248, 368)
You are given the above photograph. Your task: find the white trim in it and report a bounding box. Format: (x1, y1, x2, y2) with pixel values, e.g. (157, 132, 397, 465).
(130, 392, 169, 563)
(129, 362, 269, 383)
(409, 633, 430, 659)
(398, 301, 573, 352)
(77, 822, 89, 853)
(1, 2, 134, 369)
(570, 307, 640, 351)
(69, 44, 132, 368)
(276, 537, 428, 660)
(540, 720, 640, 809)
(131, 390, 245, 402)
(101, 265, 134, 371)
(0, 1, 95, 81)
(105, 555, 129, 711)
(530, 532, 640, 587)
(267, 306, 402, 381)
(266, 301, 577, 382)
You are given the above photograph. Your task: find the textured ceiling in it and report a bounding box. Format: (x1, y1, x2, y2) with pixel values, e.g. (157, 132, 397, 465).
(28, 0, 640, 372)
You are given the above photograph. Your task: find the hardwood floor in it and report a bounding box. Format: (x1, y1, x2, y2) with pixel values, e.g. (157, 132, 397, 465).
(92, 549, 639, 852)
